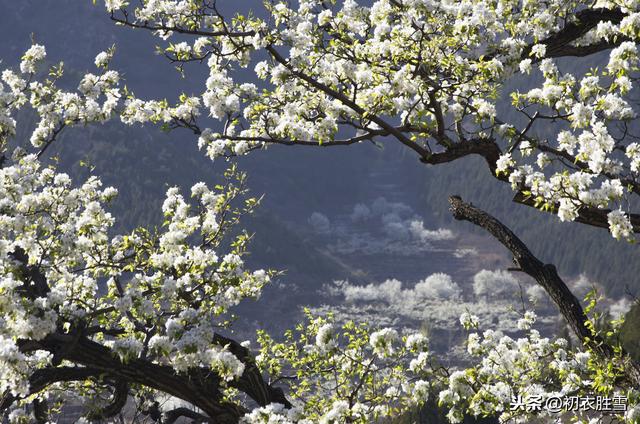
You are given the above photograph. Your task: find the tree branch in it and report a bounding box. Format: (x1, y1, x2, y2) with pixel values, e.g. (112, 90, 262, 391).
(522, 8, 627, 60)
(15, 330, 291, 423)
(1, 366, 103, 412)
(110, 14, 255, 38)
(58, 335, 241, 422)
(448, 195, 640, 386)
(220, 131, 388, 147)
(416, 138, 640, 235)
(513, 192, 640, 233)
(164, 407, 211, 424)
(86, 379, 129, 421)
(420, 138, 502, 174)
(213, 333, 292, 409)
(265, 45, 431, 158)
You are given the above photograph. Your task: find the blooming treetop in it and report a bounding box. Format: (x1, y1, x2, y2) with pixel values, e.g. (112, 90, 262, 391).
(247, 310, 640, 423)
(0, 146, 275, 421)
(0, 45, 286, 419)
(92, 0, 640, 241)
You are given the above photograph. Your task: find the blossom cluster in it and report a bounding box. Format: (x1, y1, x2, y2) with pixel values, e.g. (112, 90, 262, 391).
(501, 44, 640, 240)
(439, 311, 640, 424)
(0, 41, 269, 421)
(248, 307, 639, 423)
(1, 45, 123, 151)
(254, 313, 433, 423)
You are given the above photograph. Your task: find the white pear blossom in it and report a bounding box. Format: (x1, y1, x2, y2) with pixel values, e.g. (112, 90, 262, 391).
(608, 209, 634, 241)
(20, 44, 46, 74)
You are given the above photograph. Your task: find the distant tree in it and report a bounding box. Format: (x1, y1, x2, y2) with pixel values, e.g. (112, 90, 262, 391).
(1, 0, 640, 422)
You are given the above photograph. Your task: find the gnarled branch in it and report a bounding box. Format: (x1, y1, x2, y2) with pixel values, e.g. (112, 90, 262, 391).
(14, 330, 290, 423)
(416, 138, 640, 235)
(86, 379, 129, 421)
(214, 333, 292, 409)
(513, 192, 640, 233)
(448, 195, 640, 386)
(420, 138, 502, 174)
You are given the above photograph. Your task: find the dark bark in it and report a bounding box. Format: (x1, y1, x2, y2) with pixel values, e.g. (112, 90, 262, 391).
(513, 192, 640, 233)
(214, 333, 292, 409)
(416, 138, 640, 235)
(420, 138, 502, 174)
(448, 195, 640, 387)
(522, 8, 627, 60)
(0, 366, 102, 411)
(32, 399, 48, 424)
(5, 329, 289, 423)
(86, 379, 129, 421)
(45, 334, 242, 423)
(10, 247, 50, 299)
(164, 407, 211, 424)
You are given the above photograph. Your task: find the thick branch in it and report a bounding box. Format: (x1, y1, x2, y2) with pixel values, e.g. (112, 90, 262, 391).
(540, 40, 623, 58)
(448, 195, 640, 386)
(513, 192, 640, 233)
(17, 330, 290, 423)
(17, 333, 238, 421)
(214, 334, 292, 409)
(55, 335, 240, 422)
(86, 379, 129, 421)
(415, 138, 640, 235)
(522, 8, 627, 60)
(164, 407, 211, 424)
(420, 138, 502, 174)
